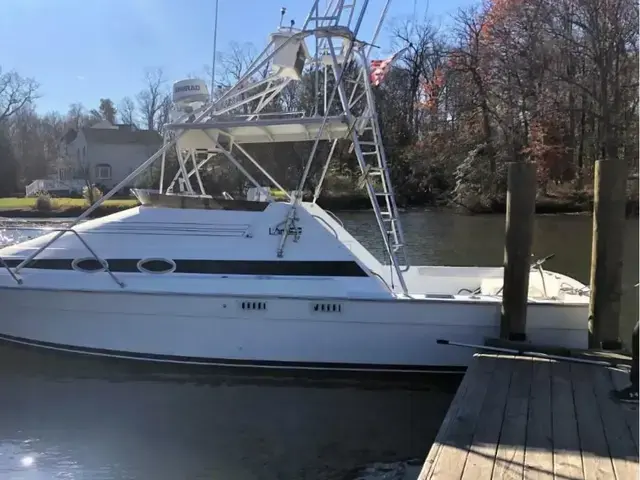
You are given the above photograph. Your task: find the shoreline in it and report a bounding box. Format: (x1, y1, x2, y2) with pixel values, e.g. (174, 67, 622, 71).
(0, 195, 637, 219)
(0, 205, 133, 219)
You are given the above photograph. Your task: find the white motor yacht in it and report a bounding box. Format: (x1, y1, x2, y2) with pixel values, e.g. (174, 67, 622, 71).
(0, 0, 590, 373)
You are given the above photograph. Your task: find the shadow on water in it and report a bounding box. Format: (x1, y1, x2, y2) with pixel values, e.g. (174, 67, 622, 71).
(0, 343, 459, 480)
(0, 340, 463, 391)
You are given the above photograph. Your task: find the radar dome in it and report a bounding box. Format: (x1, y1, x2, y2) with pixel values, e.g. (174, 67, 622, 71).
(172, 79, 210, 112)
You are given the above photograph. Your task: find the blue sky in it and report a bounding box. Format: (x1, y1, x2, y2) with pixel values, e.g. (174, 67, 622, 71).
(1, 0, 475, 115)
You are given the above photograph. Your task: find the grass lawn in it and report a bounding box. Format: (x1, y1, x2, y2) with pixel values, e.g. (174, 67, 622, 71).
(0, 197, 139, 210)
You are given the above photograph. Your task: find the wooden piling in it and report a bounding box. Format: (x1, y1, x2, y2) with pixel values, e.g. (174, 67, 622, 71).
(589, 159, 627, 349)
(500, 161, 537, 341)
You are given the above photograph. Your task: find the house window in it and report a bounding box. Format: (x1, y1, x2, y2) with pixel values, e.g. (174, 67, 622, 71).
(95, 164, 112, 180)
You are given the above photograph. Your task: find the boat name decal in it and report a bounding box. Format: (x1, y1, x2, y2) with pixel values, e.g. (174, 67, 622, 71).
(269, 225, 302, 237)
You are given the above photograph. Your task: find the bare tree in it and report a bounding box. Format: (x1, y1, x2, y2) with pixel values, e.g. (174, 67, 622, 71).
(450, 6, 496, 172)
(136, 68, 168, 131)
(156, 94, 172, 132)
(65, 103, 93, 129)
(0, 68, 39, 123)
(0, 128, 17, 195)
(218, 42, 258, 87)
(216, 42, 265, 114)
(118, 96, 136, 125)
(392, 17, 444, 135)
(8, 106, 46, 184)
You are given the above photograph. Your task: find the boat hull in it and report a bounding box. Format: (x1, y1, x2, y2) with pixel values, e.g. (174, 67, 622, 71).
(0, 287, 588, 373)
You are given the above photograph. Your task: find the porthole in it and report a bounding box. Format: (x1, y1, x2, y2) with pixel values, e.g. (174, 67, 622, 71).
(72, 257, 108, 273)
(137, 258, 176, 274)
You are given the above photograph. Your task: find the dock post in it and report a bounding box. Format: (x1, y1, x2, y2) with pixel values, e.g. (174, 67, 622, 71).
(500, 161, 536, 341)
(588, 159, 626, 349)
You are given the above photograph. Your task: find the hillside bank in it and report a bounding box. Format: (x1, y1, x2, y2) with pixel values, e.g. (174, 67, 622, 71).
(0, 190, 637, 219)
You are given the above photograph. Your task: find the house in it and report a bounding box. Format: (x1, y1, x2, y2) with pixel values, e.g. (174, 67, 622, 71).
(25, 121, 163, 196)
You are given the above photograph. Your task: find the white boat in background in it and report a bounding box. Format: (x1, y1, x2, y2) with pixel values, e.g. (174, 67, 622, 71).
(0, 0, 590, 373)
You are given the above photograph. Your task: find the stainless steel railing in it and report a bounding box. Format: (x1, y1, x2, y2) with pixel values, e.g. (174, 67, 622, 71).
(0, 226, 125, 288)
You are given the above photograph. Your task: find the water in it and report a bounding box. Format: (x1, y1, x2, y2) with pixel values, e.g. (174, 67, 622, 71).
(0, 211, 636, 480)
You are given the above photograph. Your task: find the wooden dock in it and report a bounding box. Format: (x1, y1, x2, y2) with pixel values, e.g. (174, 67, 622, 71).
(419, 353, 639, 480)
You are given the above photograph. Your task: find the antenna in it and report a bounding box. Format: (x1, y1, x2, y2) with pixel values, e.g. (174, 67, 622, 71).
(210, 0, 220, 97)
(279, 7, 286, 27)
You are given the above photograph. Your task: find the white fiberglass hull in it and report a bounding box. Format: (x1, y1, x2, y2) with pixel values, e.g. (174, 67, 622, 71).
(0, 286, 588, 373)
(0, 205, 590, 372)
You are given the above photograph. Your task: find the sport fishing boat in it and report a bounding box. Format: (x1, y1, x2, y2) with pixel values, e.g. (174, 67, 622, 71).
(0, 0, 590, 373)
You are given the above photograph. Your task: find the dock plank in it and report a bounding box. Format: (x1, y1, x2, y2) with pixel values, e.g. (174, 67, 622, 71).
(461, 354, 514, 480)
(570, 363, 616, 480)
(491, 356, 533, 480)
(523, 358, 554, 480)
(421, 352, 638, 480)
(550, 360, 584, 480)
(421, 354, 496, 480)
(419, 358, 476, 480)
(591, 367, 639, 480)
(608, 367, 639, 450)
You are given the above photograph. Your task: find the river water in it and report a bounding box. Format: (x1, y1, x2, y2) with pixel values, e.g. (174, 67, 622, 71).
(0, 211, 636, 480)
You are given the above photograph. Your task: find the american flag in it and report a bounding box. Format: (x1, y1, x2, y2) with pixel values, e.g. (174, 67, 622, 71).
(370, 58, 394, 86)
(369, 48, 408, 87)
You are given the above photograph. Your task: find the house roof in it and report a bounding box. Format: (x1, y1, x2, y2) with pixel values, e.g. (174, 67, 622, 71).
(81, 127, 162, 146)
(61, 129, 78, 143)
(114, 123, 138, 131)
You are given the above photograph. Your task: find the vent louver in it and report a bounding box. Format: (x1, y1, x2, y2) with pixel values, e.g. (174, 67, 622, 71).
(240, 301, 267, 311)
(312, 303, 342, 313)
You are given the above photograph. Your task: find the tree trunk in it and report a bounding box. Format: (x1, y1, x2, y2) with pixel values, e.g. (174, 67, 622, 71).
(576, 92, 587, 190)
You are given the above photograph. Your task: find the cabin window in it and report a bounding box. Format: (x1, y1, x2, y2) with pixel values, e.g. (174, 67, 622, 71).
(72, 257, 108, 273)
(95, 164, 112, 180)
(137, 258, 176, 274)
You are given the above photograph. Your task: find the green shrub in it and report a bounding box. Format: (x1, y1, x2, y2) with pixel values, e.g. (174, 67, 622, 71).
(323, 171, 358, 196)
(35, 193, 53, 212)
(82, 185, 103, 205)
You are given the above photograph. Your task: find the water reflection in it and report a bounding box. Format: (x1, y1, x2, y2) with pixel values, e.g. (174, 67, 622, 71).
(0, 345, 456, 480)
